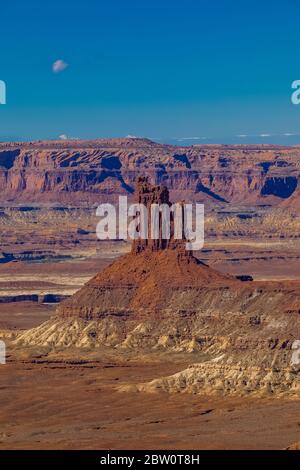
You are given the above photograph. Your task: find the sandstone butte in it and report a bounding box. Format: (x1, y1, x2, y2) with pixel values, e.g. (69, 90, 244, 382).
(13, 178, 300, 397)
(286, 441, 300, 450)
(0, 138, 299, 207)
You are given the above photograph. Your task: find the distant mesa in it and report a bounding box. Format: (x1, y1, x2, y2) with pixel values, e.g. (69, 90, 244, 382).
(0, 139, 299, 207)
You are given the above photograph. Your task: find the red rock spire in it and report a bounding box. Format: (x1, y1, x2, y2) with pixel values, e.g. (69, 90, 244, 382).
(132, 177, 188, 255)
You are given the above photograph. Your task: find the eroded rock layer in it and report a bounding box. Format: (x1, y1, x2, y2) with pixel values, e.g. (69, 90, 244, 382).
(0, 138, 299, 206)
(13, 181, 300, 396)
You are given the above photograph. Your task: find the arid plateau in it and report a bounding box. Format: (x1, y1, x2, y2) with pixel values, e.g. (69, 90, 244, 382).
(0, 139, 299, 450)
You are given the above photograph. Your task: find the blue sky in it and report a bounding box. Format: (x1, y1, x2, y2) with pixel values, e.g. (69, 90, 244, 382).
(1, 0, 300, 143)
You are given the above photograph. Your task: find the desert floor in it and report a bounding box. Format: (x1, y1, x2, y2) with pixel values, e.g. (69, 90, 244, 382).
(1, 356, 300, 450)
(0, 208, 299, 449)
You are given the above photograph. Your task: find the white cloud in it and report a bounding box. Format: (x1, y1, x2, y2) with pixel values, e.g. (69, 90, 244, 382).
(237, 134, 248, 138)
(59, 134, 80, 140)
(259, 133, 271, 137)
(283, 133, 294, 136)
(52, 60, 68, 73)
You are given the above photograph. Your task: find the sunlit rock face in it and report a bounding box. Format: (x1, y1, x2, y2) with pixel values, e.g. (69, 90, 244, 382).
(12, 180, 300, 397)
(0, 139, 299, 207)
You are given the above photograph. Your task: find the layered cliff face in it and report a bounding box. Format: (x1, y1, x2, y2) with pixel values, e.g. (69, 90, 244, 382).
(0, 138, 299, 207)
(13, 180, 300, 397)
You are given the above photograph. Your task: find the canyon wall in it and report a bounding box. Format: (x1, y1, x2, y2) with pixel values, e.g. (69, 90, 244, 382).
(0, 138, 299, 207)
